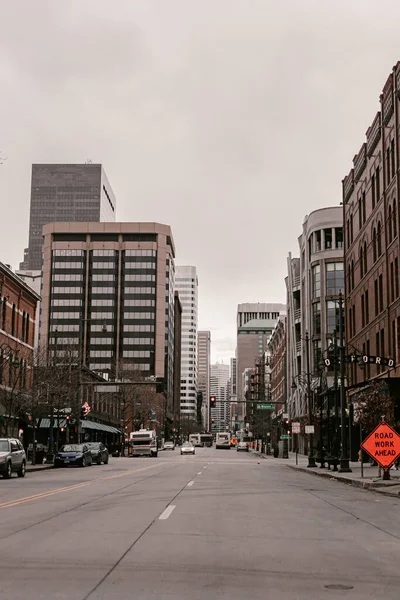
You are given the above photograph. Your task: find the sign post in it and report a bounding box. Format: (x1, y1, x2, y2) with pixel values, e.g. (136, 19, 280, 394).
(360, 421, 400, 480)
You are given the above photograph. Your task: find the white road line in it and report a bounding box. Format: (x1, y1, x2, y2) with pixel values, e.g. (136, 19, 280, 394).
(159, 505, 176, 520)
(198, 471, 202, 475)
(187, 480, 194, 487)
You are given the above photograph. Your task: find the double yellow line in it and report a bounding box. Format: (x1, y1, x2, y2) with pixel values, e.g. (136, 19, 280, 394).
(0, 463, 161, 510)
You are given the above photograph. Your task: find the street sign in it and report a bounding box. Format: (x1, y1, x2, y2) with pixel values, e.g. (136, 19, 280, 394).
(281, 434, 291, 440)
(360, 421, 400, 470)
(292, 422, 300, 433)
(256, 403, 275, 410)
(282, 413, 289, 419)
(305, 425, 314, 434)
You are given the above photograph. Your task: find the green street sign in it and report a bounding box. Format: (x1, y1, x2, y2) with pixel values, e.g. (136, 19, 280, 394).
(281, 434, 291, 439)
(256, 403, 275, 410)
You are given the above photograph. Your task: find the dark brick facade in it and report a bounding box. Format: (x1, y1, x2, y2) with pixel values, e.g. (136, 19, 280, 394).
(343, 61, 400, 391)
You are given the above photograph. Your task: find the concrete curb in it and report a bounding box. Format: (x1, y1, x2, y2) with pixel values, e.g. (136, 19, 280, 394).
(285, 463, 400, 498)
(26, 464, 54, 473)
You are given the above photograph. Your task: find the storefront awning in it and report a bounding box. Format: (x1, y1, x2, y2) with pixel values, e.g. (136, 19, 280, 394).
(39, 418, 120, 435)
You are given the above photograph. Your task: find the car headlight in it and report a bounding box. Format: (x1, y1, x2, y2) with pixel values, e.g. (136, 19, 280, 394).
(0, 456, 6, 463)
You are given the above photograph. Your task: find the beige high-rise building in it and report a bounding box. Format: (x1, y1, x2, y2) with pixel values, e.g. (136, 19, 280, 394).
(39, 221, 177, 434)
(197, 330, 211, 430)
(236, 303, 285, 424)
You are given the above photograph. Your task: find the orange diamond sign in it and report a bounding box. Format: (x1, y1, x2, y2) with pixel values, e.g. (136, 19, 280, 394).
(361, 421, 400, 470)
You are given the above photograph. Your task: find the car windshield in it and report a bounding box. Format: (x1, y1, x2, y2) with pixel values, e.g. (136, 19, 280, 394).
(182, 442, 192, 447)
(86, 443, 100, 449)
(0, 441, 9, 452)
(60, 445, 83, 452)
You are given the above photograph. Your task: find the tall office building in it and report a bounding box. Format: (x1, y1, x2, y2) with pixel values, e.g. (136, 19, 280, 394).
(39, 221, 177, 435)
(175, 266, 198, 420)
(236, 303, 285, 424)
(197, 330, 211, 430)
(20, 164, 116, 271)
(210, 363, 230, 433)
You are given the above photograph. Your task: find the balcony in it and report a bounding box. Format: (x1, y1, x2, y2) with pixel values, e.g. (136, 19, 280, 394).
(296, 341, 301, 356)
(292, 276, 300, 290)
(294, 309, 301, 323)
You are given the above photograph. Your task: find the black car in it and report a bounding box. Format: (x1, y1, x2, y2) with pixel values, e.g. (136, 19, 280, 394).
(86, 442, 109, 465)
(54, 444, 93, 468)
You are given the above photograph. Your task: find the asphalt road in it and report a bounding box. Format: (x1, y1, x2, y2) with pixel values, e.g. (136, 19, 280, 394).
(0, 447, 400, 600)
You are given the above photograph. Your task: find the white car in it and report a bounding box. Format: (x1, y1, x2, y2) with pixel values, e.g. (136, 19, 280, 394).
(164, 441, 175, 451)
(180, 442, 195, 455)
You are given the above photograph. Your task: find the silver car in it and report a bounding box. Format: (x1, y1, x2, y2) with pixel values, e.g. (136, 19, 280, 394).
(180, 442, 195, 455)
(0, 438, 27, 479)
(236, 441, 249, 452)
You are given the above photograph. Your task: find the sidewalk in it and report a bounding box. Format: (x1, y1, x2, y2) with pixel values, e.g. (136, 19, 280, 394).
(252, 450, 400, 498)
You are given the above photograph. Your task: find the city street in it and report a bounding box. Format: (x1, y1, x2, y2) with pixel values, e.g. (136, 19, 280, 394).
(0, 448, 400, 599)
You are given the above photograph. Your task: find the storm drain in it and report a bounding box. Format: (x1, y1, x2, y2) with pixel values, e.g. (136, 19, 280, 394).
(324, 584, 354, 591)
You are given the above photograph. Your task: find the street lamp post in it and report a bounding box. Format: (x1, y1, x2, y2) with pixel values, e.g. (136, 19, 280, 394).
(338, 292, 352, 472)
(305, 332, 317, 468)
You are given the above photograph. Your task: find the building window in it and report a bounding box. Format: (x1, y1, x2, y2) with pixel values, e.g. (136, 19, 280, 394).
(316, 230, 321, 252)
(350, 214, 353, 244)
(373, 228, 377, 262)
(374, 279, 378, 316)
(395, 257, 399, 298)
(335, 227, 343, 248)
(371, 173, 375, 209)
(391, 261, 395, 303)
(361, 294, 365, 328)
(327, 301, 340, 334)
(326, 262, 344, 296)
(360, 246, 364, 278)
(392, 320, 396, 366)
(391, 139, 395, 181)
(379, 274, 384, 313)
(312, 265, 320, 298)
(11, 304, 16, 336)
(387, 147, 391, 183)
(313, 340, 322, 370)
(394, 199, 398, 239)
(377, 221, 382, 256)
(389, 205, 393, 243)
(324, 229, 332, 249)
(1, 298, 6, 331)
(365, 289, 369, 324)
(312, 302, 321, 335)
(376, 167, 380, 202)
(363, 241, 368, 275)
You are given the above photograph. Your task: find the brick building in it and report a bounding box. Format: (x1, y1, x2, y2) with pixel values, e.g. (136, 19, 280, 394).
(0, 262, 40, 435)
(268, 315, 287, 415)
(342, 62, 400, 417)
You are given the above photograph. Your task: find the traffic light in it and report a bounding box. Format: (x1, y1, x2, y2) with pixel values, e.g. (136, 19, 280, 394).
(284, 419, 290, 435)
(210, 395, 216, 407)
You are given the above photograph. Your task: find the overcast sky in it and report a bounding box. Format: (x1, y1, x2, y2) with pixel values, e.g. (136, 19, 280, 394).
(1, 0, 399, 363)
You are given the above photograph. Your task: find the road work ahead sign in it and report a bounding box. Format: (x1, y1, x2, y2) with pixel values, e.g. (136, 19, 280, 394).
(361, 422, 400, 470)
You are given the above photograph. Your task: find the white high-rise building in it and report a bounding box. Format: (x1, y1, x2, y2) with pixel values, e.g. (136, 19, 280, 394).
(210, 363, 230, 433)
(175, 266, 198, 419)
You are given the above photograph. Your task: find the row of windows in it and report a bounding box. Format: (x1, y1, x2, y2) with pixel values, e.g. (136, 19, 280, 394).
(123, 325, 155, 332)
(124, 262, 156, 269)
(124, 299, 156, 307)
(53, 250, 85, 257)
(124, 274, 156, 282)
(53, 273, 83, 281)
(122, 337, 154, 345)
(92, 262, 116, 270)
(123, 311, 155, 319)
(122, 350, 152, 358)
(91, 287, 116, 294)
(125, 250, 156, 257)
(123, 286, 156, 294)
(52, 286, 83, 294)
(89, 337, 114, 345)
(53, 261, 84, 269)
(312, 263, 344, 298)
(121, 362, 150, 371)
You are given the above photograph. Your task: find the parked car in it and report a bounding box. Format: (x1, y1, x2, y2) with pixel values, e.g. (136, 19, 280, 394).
(0, 438, 26, 479)
(86, 442, 109, 465)
(54, 444, 93, 468)
(236, 441, 249, 452)
(164, 441, 175, 451)
(180, 442, 195, 455)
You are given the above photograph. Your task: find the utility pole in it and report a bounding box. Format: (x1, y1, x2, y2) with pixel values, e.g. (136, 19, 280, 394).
(339, 292, 352, 472)
(305, 331, 316, 468)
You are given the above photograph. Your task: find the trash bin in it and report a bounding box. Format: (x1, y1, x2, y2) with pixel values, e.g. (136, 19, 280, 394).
(273, 446, 279, 458)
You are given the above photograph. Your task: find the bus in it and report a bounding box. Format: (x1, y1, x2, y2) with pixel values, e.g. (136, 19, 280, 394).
(215, 432, 231, 449)
(189, 434, 202, 447)
(200, 433, 213, 447)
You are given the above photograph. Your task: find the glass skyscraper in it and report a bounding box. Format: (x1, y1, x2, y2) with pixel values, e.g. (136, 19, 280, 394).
(20, 164, 116, 271)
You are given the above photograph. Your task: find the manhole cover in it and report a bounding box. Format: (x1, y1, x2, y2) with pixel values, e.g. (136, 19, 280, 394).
(325, 584, 354, 591)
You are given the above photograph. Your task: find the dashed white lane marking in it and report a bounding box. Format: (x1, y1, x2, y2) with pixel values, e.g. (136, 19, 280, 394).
(198, 472, 202, 475)
(159, 505, 176, 520)
(187, 480, 194, 487)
